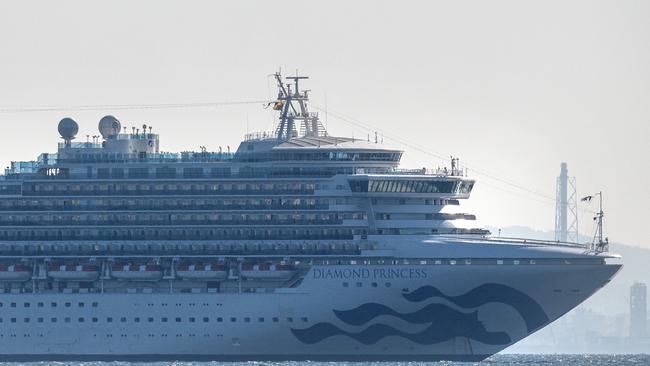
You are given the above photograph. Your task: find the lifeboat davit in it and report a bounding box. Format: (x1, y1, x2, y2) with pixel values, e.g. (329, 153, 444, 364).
(241, 263, 296, 281)
(47, 264, 99, 281)
(176, 263, 228, 280)
(0, 264, 32, 281)
(111, 264, 163, 281)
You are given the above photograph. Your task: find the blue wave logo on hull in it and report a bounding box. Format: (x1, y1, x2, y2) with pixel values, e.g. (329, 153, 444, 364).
(292, 303, 511, 345)
(291, 283, 548, 345)
(403, 283, 549, 332)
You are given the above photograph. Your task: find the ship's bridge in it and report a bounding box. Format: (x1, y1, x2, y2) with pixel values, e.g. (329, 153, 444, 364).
(348, 173, 475, 199)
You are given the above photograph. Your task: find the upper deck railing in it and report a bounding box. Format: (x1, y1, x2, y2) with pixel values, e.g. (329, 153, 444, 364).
(244, 131, 276, 141)
(57, 142, 103, 149)
(435, 234, 590, 250)
(354, 167, 468, 178)
(56, 151, 236, 164)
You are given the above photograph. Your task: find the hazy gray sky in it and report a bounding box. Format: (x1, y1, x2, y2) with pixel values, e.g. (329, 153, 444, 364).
(0, 1, 648, 247)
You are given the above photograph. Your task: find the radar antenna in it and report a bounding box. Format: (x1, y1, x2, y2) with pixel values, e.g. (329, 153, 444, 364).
(272, 71, 327, 141)
(582, 192, 609, 252)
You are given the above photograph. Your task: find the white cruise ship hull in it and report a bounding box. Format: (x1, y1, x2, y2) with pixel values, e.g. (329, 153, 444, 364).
(0, 257, 620, 361)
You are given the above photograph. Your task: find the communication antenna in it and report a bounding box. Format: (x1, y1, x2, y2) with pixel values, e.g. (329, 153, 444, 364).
(325, 92, 328, 132)
(57, 117, 79, 147)
(581, 192, 608, 252)
(99, 115, 121, 139)
(272, 71, 326, 140)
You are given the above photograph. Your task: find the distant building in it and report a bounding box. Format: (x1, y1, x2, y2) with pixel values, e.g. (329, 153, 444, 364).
(630, 282, 647, 339)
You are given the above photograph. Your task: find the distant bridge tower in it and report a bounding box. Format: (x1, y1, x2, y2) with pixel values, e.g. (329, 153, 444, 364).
(555, 162, 578, 242)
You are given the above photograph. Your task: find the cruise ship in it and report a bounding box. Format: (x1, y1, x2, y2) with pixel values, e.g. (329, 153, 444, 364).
(0, 73, 621, 361)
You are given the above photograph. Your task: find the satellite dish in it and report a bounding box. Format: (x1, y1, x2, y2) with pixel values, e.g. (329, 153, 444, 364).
(98, 115, 121, 139)
(58, 117, 79, 140)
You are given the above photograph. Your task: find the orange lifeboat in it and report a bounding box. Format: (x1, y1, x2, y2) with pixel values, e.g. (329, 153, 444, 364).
(241, 262, 296, 281)
(47, 264, 99, 281)
(111, 263, 163, 281)
(176, 262, 228, 280)
(0, 264, 32, 282)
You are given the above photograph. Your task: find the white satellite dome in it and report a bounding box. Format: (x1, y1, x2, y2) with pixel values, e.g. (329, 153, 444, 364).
(98, 115, 121, 139)
(58, 117, 79, 140)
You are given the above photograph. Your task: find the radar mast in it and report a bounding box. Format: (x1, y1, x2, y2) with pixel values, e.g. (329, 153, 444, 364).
(582, 191, 609, 252)
(273, 71, 327, 141)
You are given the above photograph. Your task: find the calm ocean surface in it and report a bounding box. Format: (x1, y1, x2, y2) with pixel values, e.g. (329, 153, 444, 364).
(2, 355, 649, 366)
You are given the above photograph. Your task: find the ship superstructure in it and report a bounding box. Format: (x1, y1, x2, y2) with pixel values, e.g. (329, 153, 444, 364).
(0, 73, 620, 361)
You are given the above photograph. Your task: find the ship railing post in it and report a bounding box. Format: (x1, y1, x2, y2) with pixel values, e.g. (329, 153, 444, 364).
(32, 258, 36, 293)
(238, 257, 243, 294)
(169, 257, 178, 294)
(99, 258, 104, 293)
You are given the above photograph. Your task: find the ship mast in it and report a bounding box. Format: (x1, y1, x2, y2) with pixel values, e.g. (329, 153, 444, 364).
(273, 71, 326, 141)
(591, 192, 608, 252)
(583, 191, 608, 252)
